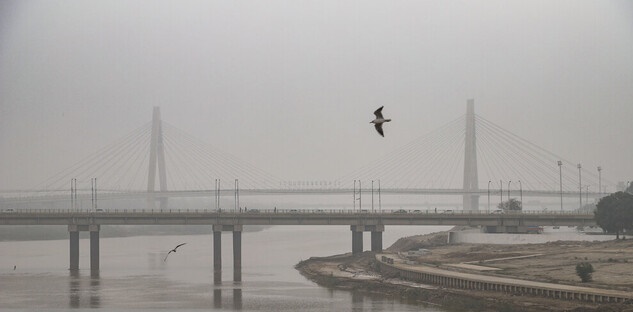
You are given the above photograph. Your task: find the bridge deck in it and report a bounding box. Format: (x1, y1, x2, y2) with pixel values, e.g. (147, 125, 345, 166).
(0, 209, 596, 227)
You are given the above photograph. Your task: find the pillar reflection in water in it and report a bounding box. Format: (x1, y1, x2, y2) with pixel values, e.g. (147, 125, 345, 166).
(233, 288, 242, 310)
(212, 285, 243, 310)
(90, 273, 101, 308)
(213, 288, 222, 309)
(68, 270, 101, 308)
(69, 270, 80, 308)
(352, 290, 364, 311)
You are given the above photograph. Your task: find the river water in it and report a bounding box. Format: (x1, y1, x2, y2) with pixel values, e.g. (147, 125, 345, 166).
(0, 225, 451, 311)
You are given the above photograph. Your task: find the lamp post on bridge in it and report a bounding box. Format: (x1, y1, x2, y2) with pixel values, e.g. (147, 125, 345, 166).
(508, 181, 511, 202)
(353, 180, 361, 211)
(597, 166, 602, 196)
(353, 180, 356, 211)
(234, 179, 239, 212)
(487, 180, 491, 212)
(378, 179, 381, 213)
(499, 180, 503, 207)
(518, 180, 522, 209)
(578, 164, 582, 209)
(558, 161, 563, 212)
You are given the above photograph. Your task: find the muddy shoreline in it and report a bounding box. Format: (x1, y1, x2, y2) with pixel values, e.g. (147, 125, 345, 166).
(295, 230, 633, 312)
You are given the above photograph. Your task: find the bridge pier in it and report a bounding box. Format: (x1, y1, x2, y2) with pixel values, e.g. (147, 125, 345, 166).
(68, 225, 100, 273)
(351, 225, 384, 254)
(69, 230, 79, 270)
(212, 225, 242, 284)
(370, 226, 384, 252)
(90, 227, 99, 273)
(351, 226, 363, 254)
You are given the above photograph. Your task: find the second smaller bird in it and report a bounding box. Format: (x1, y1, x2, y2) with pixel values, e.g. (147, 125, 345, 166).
(164, 243, 187, 262)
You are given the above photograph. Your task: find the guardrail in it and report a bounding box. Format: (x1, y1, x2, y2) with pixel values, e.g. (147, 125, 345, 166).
(0, 208, 594, 215)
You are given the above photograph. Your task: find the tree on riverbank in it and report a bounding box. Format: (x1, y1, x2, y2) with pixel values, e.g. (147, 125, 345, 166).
(594, 191, 633, 239)
(575, 262, 594, 282)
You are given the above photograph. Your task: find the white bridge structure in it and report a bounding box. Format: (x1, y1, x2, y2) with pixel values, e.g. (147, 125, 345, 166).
(0, 100, 612, 281)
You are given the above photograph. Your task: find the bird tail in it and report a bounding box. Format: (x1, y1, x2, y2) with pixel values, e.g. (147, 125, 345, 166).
(385, 119, 391, 122)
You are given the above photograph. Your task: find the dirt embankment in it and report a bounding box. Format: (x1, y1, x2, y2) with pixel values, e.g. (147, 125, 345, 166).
(296, 229, 633, 312)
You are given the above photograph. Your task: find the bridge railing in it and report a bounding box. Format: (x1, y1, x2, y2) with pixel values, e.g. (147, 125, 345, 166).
(0, 208, 594, 216)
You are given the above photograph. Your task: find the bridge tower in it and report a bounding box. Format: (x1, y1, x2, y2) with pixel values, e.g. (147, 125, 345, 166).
(148, 107, 168, 209)
(463, 99, 479, 211)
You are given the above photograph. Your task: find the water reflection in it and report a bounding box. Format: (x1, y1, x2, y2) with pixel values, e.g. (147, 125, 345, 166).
(352, 290, 364, 311)
(233, 288, 242, 310)
(68, 270, 101, 308)
(212, 283, 243, 310)
(213, 288, 222, 308)
(69, 270, 80, 308)
(90, 273, 100, 308)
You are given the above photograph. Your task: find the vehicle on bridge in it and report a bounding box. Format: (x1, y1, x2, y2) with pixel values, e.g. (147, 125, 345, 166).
(527, 226, 544, 234)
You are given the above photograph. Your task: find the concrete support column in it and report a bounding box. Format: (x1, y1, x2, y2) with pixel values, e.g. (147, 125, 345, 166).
(369, 225, 384, 252)
(232, 225, 242, 283)
(69, 226, 79, 271)
(351, 226, 364, 254)
(89, 225, 100, 273)
(213, 229, 222, 284)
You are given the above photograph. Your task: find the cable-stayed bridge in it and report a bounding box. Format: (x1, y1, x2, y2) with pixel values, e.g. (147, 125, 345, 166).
(0, 101, 609, 279)
(0, 101, 614, 210)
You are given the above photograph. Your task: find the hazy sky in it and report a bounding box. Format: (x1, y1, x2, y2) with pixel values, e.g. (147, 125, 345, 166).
(1, 0, 632, 190)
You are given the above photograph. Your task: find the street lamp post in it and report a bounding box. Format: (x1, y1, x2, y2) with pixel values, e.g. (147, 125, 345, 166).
(597, 166, 602, 196)
(378, 180, 381, 213)
(518, 180, 522, 209)
(499, 180, 503, 207)
(558, 161, 563, 212)
(359, 180, 362, 211)
(578, 164, 582, 209)
(353, 180, 356, 210)
(508, 180, 512, 203)
(488, 181, 491, 212)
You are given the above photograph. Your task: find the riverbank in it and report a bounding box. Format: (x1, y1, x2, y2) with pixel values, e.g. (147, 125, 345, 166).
(295, 228, 633, 312)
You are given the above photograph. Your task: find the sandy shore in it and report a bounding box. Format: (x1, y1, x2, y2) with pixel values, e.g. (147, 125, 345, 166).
(295, 229, 633, 312)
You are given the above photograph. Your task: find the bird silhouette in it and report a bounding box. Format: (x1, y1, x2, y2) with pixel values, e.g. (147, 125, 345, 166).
(163, 243, 187, 262)
(370, 106, 391, 137)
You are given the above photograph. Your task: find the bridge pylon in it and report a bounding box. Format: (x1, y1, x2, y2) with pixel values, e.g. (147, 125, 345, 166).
(463, 99, 479, 211)
(147, 107, 168, 209)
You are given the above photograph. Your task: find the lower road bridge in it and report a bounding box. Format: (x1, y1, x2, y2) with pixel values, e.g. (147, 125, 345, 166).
(1, 209, 596, 283)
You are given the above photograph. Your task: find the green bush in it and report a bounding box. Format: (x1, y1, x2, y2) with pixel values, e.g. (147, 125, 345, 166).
(575, 262, 594, 282)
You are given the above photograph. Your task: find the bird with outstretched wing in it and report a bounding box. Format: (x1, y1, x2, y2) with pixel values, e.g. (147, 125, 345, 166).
(164, 243, 187, 262)
(370, 106, 391, 137)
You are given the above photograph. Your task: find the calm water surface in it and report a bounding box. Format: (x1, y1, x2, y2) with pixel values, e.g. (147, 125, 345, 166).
(0, 225, 451, 311)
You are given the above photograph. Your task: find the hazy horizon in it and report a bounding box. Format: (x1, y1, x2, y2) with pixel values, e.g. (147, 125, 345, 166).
(1, 0, 632, 191)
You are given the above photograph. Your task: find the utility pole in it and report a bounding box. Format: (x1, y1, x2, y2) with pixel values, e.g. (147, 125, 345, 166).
(558, 161, 563, 212)
(578, 164, 582, 209)
(597, 166, 602, 196)
(487, 181, 491, 212)
(499, 180, 503, 207)
(378, 180, 381, 213)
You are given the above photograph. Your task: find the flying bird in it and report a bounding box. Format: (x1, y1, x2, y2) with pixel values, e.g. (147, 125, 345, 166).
(370, 106, 391, 137)
(163, 243, 187, 262)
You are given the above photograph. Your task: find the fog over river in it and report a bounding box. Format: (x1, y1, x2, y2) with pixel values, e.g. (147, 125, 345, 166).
(0, 225, 451, 311)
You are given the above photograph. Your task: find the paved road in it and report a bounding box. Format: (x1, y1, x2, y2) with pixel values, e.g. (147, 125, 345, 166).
(378, 254, 633, 300)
